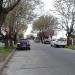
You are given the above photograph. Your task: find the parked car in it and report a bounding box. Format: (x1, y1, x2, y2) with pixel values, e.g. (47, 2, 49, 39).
(16, 39, 30, 50)
(51, 38, 67, 47)
(51, 39, 56, 46)
(42, 38, 50, 44)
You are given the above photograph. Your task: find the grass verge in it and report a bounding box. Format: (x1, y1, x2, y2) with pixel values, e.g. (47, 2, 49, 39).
(66, 45, 75, 50)
(0, 47, 15, 62)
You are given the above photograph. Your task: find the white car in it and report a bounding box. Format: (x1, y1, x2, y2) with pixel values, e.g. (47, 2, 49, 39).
(51, 39, 56, 46)
(51, 38, 67, 47)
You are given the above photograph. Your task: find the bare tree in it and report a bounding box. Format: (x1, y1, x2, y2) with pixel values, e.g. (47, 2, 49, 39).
(0, 0, 21, 47)
(54, 0, 75, 45)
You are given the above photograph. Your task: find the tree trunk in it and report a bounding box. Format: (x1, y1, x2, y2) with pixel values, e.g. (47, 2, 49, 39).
(9, 39, 13, 46)
(4, 39, 9, 47)
(67, 32, 71, 46)
(9, 33, 13, 47)
(0, 26, 9, 47)
(0, 14, 8, 47)
(14, 32, 17, 44)
(4, 33, 9, 47)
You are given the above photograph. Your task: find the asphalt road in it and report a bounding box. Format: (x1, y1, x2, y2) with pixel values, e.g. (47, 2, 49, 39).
(2, 40, 75, 75)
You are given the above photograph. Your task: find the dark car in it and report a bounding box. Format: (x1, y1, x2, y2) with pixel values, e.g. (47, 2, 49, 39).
(16, 39, 30, 50)
(42, 39, 50, 44)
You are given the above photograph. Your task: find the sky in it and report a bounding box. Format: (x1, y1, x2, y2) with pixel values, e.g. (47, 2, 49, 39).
(24, 0, 66, 38)
(42, 0, 54, 11)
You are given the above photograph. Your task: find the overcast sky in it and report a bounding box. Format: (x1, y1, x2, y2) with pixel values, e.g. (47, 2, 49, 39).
(42, 0, 54, 11)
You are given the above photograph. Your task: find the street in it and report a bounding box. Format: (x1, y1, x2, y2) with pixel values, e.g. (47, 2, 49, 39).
(2, 40, 75, 75)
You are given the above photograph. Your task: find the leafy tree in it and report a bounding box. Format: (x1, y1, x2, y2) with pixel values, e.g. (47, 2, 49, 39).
(33, 15, 57, 38)
(33, 15, 57, 30)
(2, 0, 42, 47)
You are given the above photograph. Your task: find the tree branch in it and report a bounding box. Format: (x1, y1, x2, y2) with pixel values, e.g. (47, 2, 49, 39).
(3, 0, 21, 14)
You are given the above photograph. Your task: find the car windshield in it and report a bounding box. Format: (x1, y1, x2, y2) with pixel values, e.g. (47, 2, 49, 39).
(20, 39, 29, 43)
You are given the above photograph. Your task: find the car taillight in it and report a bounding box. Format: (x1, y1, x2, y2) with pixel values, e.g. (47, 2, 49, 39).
(17, 43, 20, 47)
(17, 43, 20, 44)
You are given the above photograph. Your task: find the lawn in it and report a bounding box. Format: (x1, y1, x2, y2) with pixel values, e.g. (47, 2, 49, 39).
(0, 47, 15, 62)
(66, 45, 75, 50)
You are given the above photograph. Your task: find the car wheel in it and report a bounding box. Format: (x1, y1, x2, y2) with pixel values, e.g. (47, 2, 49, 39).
(29, 47, 31, 49)
(51, 44, 53, 47)
(54, 44, 58, 48)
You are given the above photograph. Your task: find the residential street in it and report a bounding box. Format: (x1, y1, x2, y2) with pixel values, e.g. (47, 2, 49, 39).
(2, 40, 75, 75)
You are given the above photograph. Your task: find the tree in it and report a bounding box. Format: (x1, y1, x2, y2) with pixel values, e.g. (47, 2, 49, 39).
(33, 15, 57, 30)
(0, 0, 20, 33)
(33, 15, 57, 41)
(54, 0, 75, 45)
(0, 0, 20, 47)
(16, 0, 42, 24)
(2, 0, 42, 47)
(16, 23, 27, 39)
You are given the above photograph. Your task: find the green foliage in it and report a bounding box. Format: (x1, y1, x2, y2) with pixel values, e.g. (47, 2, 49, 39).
(0, 46, 15, 54)
(33, 15, 57, 31)
(0, 46, 15, 62)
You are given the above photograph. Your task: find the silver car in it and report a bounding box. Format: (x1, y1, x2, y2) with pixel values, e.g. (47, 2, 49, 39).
(51, 38, 67, 48)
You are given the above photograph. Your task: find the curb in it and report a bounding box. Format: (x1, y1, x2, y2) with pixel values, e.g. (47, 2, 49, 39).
(0, 49, 15, 74)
